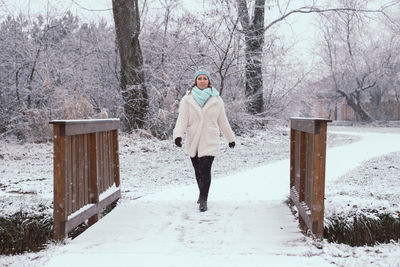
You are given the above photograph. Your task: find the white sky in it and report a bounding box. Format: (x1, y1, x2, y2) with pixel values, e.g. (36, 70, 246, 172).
(0, 0, 318, 63)
(0, 0, 113, 22)
(0, 0, 205, 23)
(1, 0, 395, 33)
(0, 0, 397, 68)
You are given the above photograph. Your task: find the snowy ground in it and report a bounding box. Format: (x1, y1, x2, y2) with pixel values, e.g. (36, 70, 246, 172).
(0, 124, 399, 266)
(0, 124, 359, 216)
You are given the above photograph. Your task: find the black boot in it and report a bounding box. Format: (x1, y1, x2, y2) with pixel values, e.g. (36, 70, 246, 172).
(199, 195, 208, 212)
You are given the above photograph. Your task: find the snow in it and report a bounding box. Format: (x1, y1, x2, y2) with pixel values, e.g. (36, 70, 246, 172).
(43, 159, 333, 267)
(67, 203, 95, 221)
(99, 184, 119, 202)
(0, 125, 399, 266)
(50, 118, 120, 123)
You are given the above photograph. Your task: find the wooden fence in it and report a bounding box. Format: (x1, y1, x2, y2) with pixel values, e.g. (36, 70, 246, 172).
(341, 102, 400, 121)
(50, 119, 121, 239)
(289, 117, 331, 239)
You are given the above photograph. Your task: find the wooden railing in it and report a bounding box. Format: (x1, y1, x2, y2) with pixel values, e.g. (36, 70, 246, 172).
(50, 119, 121, 239)
(289, 117, 331, 239)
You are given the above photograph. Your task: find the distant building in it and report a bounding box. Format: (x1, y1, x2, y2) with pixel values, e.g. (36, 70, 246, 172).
(296, 77, 400, 121)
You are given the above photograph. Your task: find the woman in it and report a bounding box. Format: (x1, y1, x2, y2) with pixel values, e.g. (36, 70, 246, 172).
(173, 69, 235, 212)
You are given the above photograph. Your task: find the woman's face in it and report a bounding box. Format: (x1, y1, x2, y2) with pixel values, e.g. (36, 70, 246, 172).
(196, 75, 209, 90)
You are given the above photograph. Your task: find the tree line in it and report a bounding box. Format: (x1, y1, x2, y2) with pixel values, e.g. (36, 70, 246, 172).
(0, 0, 399, 142)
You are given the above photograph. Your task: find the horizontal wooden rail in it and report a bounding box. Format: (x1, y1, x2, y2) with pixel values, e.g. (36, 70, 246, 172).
(289, 117, 331, 239)
(50, 119, 121, 239)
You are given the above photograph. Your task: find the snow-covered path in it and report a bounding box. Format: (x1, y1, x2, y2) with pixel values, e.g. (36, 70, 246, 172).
(45, 131, 400, 267)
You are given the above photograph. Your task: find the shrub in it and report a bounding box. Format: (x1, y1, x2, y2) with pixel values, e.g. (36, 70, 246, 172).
(0, 200, 119, 255)
(324, 211, 400, 246)
(0, 211, 53, 255)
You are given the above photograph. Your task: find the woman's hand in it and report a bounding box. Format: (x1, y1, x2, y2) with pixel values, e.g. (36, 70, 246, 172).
(175, 137, 182, 147)
(228, 141, 235, 148)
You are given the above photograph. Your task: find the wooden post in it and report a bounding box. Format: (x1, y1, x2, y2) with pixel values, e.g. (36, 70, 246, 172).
(289, 117, 331, 239)
(88, 132, 99, 226)
(112, 130, 120, 187)
(299, 131, 306, 202)
(289, 129, 295, 189)
(311, 121, 328, 239)
(53, 124, 67, 240)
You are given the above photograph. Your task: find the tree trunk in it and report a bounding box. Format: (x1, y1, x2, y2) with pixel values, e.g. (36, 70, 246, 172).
(345, 96, 372, 121)
(236, 0, 265, 114)
(337, 89, 373, 122)
(112, 0, 148, 131)
(369, 86, 383, 120)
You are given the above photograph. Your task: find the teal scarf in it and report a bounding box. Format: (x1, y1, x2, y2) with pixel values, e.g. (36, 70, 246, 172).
(191, 86, 219, 107)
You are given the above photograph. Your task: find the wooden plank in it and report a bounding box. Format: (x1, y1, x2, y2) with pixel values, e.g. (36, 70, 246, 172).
(99, 188, 121, 211)
(105, 131, 109, 190)
(78, 134, 84, 209)
(99, 132, 104, 193)
(66, 136, 72, 216)
(294, 131, 300, 192)
(299, 131, 306, 202)
(305, 133, 314, 207)
(103, 132, 107, 192)
(290, 117, 332, 122)
(311, 121, 328, 239)
(71, 136, 77, 213)
(65, 204, 97, 234)
(88, 133, 99, 226)
(107, 131, 112, 187)
(290, 118, 331, 134)
(76, 135, 80, 211)
(109, 131, 113, 188)
(53, 124, 67, 240)
(65, 188, 121, 234)
(98, 132, 102, 193)
(50, 119, 120, 136)
(290, 187, 312, 230)
(113, 130, 120, 187)
(104, 132, 108, 190)
(291, 119, 316, 134)
(66, 120, 119, 136)
(84, 134, 89, 205)
(290, 129, 295, 188)
(104, 131, 110, 190)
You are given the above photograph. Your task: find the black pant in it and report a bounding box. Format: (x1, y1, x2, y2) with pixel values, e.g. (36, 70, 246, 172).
(190, 154, 215, 197)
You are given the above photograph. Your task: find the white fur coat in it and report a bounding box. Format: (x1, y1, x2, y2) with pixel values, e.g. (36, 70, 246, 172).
(173, 93, 235, 157)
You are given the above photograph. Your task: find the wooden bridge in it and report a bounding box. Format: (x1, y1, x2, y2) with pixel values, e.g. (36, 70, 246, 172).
(46, 118, 337, 266)
(50, 117, 330, 240)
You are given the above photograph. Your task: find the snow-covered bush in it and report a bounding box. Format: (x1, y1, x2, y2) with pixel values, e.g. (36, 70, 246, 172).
(0, 211, 53, 255)
(324, 211, 400, 246)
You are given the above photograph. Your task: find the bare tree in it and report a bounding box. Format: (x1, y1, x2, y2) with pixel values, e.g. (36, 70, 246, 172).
(192, 2, 242, 96)
(319, 4, 384, 122)
(381, 5, 400, 106)
(159, 0, 181, 81)
(112, 0, 148, 131)
(0, 10, 121, 141)
(236, 0, 266, 114)
(234, 0, 391, 115)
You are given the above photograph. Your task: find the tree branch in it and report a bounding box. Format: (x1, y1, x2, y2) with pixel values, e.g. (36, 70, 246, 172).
(235, 0, 250, 32)
(264, 6, 387, 32)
